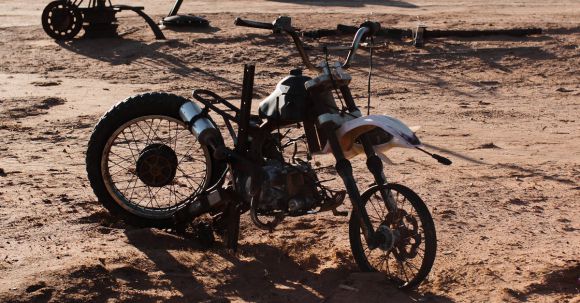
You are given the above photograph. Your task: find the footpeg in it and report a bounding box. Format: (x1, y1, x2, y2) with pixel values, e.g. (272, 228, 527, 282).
(332, 209, 349, 217)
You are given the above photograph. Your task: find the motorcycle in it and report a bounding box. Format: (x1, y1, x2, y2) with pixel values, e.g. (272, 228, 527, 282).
(86, 16, 452, 289)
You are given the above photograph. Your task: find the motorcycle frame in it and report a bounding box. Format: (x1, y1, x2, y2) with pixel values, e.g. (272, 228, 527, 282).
(190, 63, 396, 249)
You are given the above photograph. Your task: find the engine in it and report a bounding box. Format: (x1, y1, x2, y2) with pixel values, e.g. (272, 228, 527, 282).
(252, 160, 321, 215)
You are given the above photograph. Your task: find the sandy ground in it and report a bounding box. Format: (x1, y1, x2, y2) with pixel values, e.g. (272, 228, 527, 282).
(0, 0, 579, 302)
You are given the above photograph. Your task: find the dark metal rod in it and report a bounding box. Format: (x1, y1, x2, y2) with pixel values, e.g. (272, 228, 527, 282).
(236, 64, 255, 153)
(131, 8, 166, 40)
(339, 85, 359, 113)
(167, 0, 184, 17)
(359, 135, 396, 212)
(321, 124, 376, 246)
(305, 24, 542, 40)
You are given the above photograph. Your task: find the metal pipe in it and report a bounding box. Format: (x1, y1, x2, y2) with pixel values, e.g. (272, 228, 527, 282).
(342, 27, 369, 69)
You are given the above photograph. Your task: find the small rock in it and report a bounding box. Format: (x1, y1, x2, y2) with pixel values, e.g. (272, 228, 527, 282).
(60, 196, 72, 203)
(0, 168, 6, 177)
(26, 281, 47, 293)
(507, 198, 528, 205)
(476, 142, 501, 149)
(97, 227, 112, 234)
(556, 87, 573, 93)
(503, 288, 527, 301)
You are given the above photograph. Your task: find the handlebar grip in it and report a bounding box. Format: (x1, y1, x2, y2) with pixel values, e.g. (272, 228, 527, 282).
(234, 17, 274, 30)
(360, 21, 381, 37)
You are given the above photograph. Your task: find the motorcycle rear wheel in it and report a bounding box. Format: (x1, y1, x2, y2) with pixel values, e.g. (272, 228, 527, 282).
(349, 183, 436, 290)
(86, 93, 224, 227)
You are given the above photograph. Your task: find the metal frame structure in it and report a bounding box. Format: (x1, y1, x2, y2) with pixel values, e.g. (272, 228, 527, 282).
(160, 0, 209, 27)
(42, 0, 165, 40)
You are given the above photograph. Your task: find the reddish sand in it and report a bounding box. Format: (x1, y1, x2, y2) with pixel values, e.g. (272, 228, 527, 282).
(0, 1, 578, 302)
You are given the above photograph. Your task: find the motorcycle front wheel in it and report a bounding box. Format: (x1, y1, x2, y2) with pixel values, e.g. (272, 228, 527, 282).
(86, 93, 224, 227)
(349, 183, 437, 290)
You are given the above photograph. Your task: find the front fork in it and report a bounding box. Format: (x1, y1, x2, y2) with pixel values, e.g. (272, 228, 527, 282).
(320, 124, 397, 249)
(320, 86, 398, 249)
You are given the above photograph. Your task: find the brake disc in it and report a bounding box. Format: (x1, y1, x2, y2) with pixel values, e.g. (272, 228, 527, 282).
(387, 209, 422, 260)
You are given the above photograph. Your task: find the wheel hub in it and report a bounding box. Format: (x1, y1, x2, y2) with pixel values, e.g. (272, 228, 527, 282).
(51, 8, 74, 32)
(387, 209, 422, 260)
(136, 144, 178, 187)
(376, 224, 395, 251)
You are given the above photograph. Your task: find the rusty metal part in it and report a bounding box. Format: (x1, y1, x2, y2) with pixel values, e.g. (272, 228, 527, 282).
(302, 23, 543, 47)
(41, 0, 166, 40)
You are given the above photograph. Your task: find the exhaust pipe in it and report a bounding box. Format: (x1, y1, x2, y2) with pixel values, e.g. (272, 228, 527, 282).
(179, 101, 223, 148)
(173, 189, 227, 224)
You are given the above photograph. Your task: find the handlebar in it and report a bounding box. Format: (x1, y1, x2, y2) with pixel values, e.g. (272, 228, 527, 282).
(234, 17, 380, 71)
(342, 27, 369, 69)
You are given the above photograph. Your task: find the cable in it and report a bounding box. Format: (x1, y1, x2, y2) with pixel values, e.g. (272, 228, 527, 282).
(367, 36, 374, 116)
(323, 47, 347, 113)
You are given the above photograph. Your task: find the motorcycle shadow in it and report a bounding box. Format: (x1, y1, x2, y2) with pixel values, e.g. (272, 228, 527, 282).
(124, 228, 455, 303)
(55, 37, 258, 94)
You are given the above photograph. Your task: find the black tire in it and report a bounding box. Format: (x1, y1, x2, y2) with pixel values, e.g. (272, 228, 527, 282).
(349, 183, 436, 290)
(86, 93, 225, 228)
(42, 1, 84, 40)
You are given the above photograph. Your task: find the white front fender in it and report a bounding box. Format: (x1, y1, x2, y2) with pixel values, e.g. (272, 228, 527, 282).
(318, 115, 422, 161)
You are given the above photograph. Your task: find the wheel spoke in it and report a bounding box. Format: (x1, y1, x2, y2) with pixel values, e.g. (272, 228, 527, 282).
(102, 115, 209, 219)
(405, 259, 420, 273)
(120, 130, 139, 163)
(133, 121, 152, 145)
(127, 124, 147, 153)
(108, 158, 133, 171)
(177, 144, 195, 165)
(109, 150, 135, 164)
(352, 186, 434, 288)
(145, 119, 166, 145)
(398, 260, 409, 282)
(109, 166, 130, 177)
(146, 186, 160, 208)
(368, 198, 383, 221)
(128, 177, 140, 201)
(176, 166, 201, 188)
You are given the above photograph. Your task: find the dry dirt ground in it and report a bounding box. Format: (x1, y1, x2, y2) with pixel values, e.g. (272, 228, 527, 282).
(0, 0, 579, 302)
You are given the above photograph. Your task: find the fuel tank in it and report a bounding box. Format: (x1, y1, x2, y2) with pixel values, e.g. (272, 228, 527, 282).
(258, 69, 312, 123)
